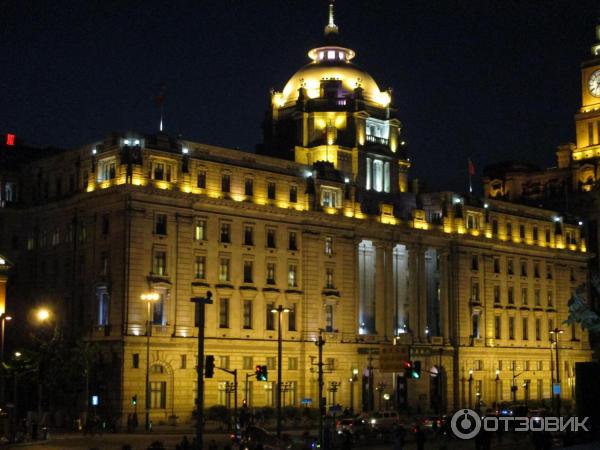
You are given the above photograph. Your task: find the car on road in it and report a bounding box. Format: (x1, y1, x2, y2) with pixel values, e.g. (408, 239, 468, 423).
(363, 411, 401, 430)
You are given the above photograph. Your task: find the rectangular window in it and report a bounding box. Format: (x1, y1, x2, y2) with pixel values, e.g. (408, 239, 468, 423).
(243, 356, 253, 370)
(547, 291, 553, 307)
(508, 317, 515, 340)
(535, 319, 541, 341)
(288, 264, 297, 288)
(545, 229, 551, 244)
(219, 258, 230, 282)
(493, 257, 500, 274)
(245, 178, 254, 196)
(288, 357, 298, 370)
(547, 264, 553, 280)
(537, 380, 543, 400)
(534, 262, 540, 278)
(152, 290, 167, 325)
(267, 182, 276, 200)
(154, 162, 165, 181)
(181, 354, 187, 369)
(507, 286, 514, 304)
(493, 285, 501, 304)
(221, 174, 230, 193)
(243, 260, 253, 283)
(150, 382, 166, 409)
(220, 356, 230, 369)
(155, 213, 167, 235)
(589, 121, 595, 145)
(519, 224, 526, 240)
(244, 226, 254, 246)
(471, 255, 479, 271)
(326, 267, 335, 289)
(470, 280, 479, 301)
(153, 250, 167, 275)
(97, 287, 110, 326)
(243, 300, 253, 329)
(266, 303, 275, 330)
(325, 236, 333, 255)
(288, 232, 297, 250)
(472, 314, 480, 338)
(101, 214, 110, 235)
(521, 287, 528, 305)
(289, 186, 298, 203)
(321, 188, 339, 207)
(520, 260, 527, 277)
(133, 353, 140, 368)
(194, 255, 206, 279)
(195, 220, 206, 241)
(100, 251, 109, 276)
(197, 171, 206, 188)
(522, 318, 529, 340)
(266, 357, 276, 371)
(220, 223, 231, 243)
(288, 304, 297, 331)
(533, 226, 538, 241)
(266, 228, 276, 248)
(534, 289, 541, 306)
(506, 222, 513, 238)
(495, 316, 501, 339)
(266, 262, 276, 285)
(325, 304, 334, 332)
(219, 298, 229, 328)
(492, 219, 498, 235)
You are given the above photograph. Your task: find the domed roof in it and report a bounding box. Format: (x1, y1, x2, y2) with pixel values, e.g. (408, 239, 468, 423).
(273, 2, 390, 108)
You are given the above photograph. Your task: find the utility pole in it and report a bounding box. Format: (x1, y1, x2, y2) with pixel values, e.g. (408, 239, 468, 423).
(191, 292, 213, 450)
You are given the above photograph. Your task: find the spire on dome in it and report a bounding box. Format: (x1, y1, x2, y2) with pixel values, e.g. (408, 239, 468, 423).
(593, 23, 600, 56)
(324, 1, 339, 36)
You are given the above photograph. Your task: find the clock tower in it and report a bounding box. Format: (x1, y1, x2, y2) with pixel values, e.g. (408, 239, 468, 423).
(574, 24, 600, 152)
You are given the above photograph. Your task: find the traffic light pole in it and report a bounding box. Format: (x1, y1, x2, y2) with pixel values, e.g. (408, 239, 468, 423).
(191, 292, 213, 450)
(218, 367, 238, 430)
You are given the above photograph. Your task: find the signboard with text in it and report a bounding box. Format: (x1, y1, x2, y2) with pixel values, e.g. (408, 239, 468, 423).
(379, 344, 410, 372)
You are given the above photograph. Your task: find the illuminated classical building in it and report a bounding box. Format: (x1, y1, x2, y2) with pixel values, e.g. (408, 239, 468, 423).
(0, 4, 593, 423)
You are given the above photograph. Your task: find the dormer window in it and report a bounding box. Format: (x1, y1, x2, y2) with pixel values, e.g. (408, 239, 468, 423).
(319, 51, 325, 60)
(151, 160, 175, 182)
(321, 187, 340, 208)
(98, 159, 117, 182)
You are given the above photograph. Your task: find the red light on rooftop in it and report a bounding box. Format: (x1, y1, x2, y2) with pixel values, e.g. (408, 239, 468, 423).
(6, 134, 15, 146)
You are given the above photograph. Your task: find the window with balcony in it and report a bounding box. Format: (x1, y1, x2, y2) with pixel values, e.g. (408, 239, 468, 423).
(288, 304, 297, 331)
(325, 304, 334, 332)
(267, 182, 276, 200)
(96, 286, 110, 326)
(521, 287, 528, 305)
(287, 264, 297, 288)
(266, 303, 275, 330)
(547, 291, 553, 307)
(218, 258, 230, 282)
(244, 178, 254, 196)
(194, 255, 206, 279)
(266, 228, 276, 248)
(508, 317, 515, 340)
(507, 258, 514, 275)
(522, 318, 529, 340)
(493, 285, 500, 304)
(507, 286, 514, 304)
(243, 261, 253, 283)
(325, 236, 333, 255)
(266, 262, 276, 285)
(153, 250, 167, 276)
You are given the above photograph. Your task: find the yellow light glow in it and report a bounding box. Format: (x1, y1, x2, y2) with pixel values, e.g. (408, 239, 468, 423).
(272, 92, 285, 107)
(376, 91, 391, 107)
(156, 181, 170, 190)
(36, 308, 50, 322)
(231, 194, 245, 202)
(413, 220, 427, 230)
(323, 207, 338, 215)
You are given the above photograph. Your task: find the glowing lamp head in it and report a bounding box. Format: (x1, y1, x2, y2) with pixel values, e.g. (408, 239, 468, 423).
(141, 292, 160, 302)
(36, 308, 50, 322)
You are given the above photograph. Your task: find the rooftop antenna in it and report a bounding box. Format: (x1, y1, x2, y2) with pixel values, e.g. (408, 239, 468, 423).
(155, 83, 166, 132)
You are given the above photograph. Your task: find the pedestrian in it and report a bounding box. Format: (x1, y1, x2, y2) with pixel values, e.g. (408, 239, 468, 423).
(148, 419, 153, 432)
(127, 414, 133, 433)
(414, 425, 426, 450)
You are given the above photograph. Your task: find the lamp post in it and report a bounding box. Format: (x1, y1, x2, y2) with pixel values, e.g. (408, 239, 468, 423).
(349, 368, 358, 413)
(0, 313, 12, 404)
(495, 369, 500, 407)
(271, 305, 289, 439)
(550, 328, 564, 416)
(34, 307, 51, 423)
(468, 370, 473, 409)
(141, 292, 160, 432)
(522, 381, 530, 408)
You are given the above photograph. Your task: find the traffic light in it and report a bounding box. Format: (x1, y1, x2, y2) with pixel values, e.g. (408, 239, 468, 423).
(131, 395, 137, 406)
(205, 355, 215, 378)
(412, 361, 422, 379)
(255, 365, 268, 381)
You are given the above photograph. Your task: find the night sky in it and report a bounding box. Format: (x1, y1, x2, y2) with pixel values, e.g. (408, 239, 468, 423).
(1, 0, 598, 192)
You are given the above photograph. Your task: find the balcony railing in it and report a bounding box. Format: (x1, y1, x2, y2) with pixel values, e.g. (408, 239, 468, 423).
(366, 135, 389, 145)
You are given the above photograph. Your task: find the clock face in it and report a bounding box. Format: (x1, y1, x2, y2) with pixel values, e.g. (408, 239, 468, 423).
(589, 70, 600, 97)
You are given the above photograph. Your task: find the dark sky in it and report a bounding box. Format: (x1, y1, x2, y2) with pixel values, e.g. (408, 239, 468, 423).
(1, 0, 598, 191)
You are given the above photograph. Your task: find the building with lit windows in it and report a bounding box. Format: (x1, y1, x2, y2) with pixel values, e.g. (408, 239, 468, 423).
(0, 4, 593, 423)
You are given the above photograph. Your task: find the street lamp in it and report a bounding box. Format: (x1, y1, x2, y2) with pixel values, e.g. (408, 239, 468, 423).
(468, 370, 473, 409)
(270, 305, 289, 439)
(33, 307, 52, 425)
(141, 292, 160, 432)
(349, 368, 358, 413)
(0, 313, 12, 405)
(35, 308, 50, 323)
(550, 328, 564, 416)
(495, 369, 500, 407)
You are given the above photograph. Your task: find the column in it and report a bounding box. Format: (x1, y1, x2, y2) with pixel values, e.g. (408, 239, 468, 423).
(417, 247, 428, 342)
(383, 244, 394, 339)
(407, 244, 419, 340)
(374, 242, 385, 336)
(439, 248, 450, 344)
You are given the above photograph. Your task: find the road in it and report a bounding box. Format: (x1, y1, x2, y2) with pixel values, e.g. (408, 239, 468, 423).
(5, 431, 547, 450)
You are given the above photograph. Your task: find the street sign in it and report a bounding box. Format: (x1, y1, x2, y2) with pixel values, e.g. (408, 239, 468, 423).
(301, 398, 312, 406)
(553, 383, 561, 395)
(379, 344, 410, 372)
